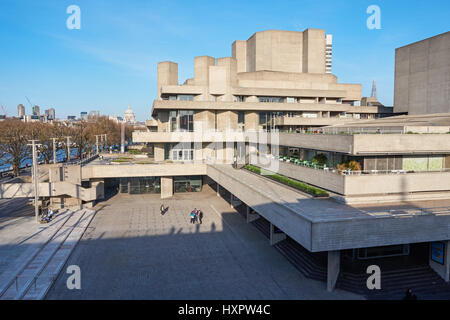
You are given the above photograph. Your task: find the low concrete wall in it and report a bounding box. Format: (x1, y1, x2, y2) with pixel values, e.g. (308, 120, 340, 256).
(0, 181, 102, 202)
(344, 171, 450, 196)
(277, 133, 354, 153)
(82, 163, 208, 179)
(353, 134, 450, 154)
(258, 160, 345, 194)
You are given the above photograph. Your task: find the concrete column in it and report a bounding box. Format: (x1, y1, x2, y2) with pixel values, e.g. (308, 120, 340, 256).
(161, 176, 173, 199)
(270, 223, 286, 245)
(327, 250, 340, 292)
(429, 241, 450, 282)
(246, 206, 259, 223)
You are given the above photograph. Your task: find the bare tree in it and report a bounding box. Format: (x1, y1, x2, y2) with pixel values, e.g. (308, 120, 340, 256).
(0, 119, 31, 176)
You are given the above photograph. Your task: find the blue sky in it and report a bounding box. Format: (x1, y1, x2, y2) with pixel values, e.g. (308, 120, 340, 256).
(0, 0, 449, 121)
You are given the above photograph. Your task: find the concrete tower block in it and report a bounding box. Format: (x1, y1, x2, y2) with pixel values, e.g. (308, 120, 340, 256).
(194, 56, 216, 86)
(303, 29, 326, 74)
(232, 40, 247, 73)
(157, 61, 178, 99)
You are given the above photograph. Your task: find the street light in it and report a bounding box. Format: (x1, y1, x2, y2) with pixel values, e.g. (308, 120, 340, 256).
(51, 138, 58, 164)
(28, 140, 42, 223)
(65, 136, 71, 163)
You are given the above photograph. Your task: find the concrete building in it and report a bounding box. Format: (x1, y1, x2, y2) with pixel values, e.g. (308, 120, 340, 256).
(394, 31, 450, 115)
(88, 110, 100, 119)
(17, 104, 25, 118)
(32, 105, 40, 117)
(3, 29, 450, 297)
(325, 34, 332, 74)
(80, 112, 88, 121)
(45, 108, 55, 121)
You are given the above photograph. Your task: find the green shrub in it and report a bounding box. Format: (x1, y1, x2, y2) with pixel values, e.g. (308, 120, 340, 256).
(244, 164, 328, 197)
(128, 149, 142, 155)
(312, 153, 328, 166)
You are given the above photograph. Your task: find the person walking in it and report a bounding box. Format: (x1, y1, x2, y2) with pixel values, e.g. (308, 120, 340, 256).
(190, 210, 195, 224)
(198, 210, 203, 224)
(193, 208, 198, 224)
(160, 204, 165, 215)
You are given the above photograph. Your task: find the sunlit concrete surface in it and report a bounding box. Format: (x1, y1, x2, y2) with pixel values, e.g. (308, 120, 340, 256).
(45, 187, 362, 299)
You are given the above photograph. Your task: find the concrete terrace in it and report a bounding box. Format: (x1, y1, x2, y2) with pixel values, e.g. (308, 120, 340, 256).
(45, 188, 361, 299)
(207, 165, 450, 252)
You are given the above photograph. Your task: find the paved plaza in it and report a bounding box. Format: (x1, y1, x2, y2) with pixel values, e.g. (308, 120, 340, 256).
(45, 186, 362, 299)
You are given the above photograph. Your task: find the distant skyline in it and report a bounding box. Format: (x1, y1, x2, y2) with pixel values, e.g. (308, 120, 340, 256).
(0, 0, 449, 121)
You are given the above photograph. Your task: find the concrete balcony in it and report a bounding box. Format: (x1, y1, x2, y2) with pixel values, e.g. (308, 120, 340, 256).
(133, 130, 248, 143)
(274, 116, 357, 127)
(152, 99, 381, 113)
(82, 163, 208, 179)
(258, 157, 450, 199)
(276, 133, 450, 155)
(145, 119, 158, 127)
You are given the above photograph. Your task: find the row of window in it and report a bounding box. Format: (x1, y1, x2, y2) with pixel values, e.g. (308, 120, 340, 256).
(162, 94, 344, 105)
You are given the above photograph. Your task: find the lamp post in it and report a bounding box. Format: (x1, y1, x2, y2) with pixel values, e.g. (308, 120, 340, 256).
(65, 136, 71, 163)
(52, 138, 58, 164)
(28, 140, 42, 222)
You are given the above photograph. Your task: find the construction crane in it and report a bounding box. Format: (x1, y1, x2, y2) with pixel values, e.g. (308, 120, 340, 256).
(0, 105, 7, 117)
(25, 96, 33, 108)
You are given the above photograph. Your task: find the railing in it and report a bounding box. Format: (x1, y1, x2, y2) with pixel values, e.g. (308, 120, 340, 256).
(62, 154, 99, 167)
(263, 154, 450, 176)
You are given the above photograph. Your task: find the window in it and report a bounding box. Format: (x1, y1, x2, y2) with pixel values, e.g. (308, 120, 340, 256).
(258, 96, 285, 103)
(178, 95, 194, 101)
(169, 110, 194, 132)
(235, 95, 246, 102)
(174, 176, 202, 193)
(287, 97, 296, 103)
(238, 111, 245, 124)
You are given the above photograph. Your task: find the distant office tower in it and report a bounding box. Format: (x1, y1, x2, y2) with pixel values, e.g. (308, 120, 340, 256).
(371, 80, 377, 100)
(80, 111, 88, 121)
(325, 34, 332, 74)
(88, 110, 100, 119)
(17, 104, 25, 118)
(32, 105, 40, 117)
(45, 108, 55, 120)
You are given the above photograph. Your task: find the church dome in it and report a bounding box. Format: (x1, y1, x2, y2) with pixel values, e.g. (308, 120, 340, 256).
(123, 105, 136, 123)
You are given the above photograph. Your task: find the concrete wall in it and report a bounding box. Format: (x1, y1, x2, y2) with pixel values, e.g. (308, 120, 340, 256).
(82, 163, 207, 179)
(394, 31, 450, 114)
(344, 171, 450, 196)
(161, 176, 173, 198)
(157, 61, 178, 99)
(352, 134, 450, 154)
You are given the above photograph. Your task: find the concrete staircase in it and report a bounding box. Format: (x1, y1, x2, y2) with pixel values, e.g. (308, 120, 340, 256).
(336, 265, 450, 300)
(0, 209, 96, 300)
(234, 203, 450, 299)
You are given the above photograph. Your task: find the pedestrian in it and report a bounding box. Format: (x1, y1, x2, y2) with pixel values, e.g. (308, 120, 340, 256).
(190, 210, 195, 224)
(403, 288, 417, 300)
(198, 209, 203, 224)
(160, 204, 165, 215)
(193, 208, 198, 224)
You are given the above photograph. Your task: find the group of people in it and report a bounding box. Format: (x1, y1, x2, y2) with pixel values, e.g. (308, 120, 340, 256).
(40, 208, 55, 224)
(190, 208, 203, 224)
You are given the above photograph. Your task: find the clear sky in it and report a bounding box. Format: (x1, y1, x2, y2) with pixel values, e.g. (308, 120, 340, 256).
(0, 0, 449, 121)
